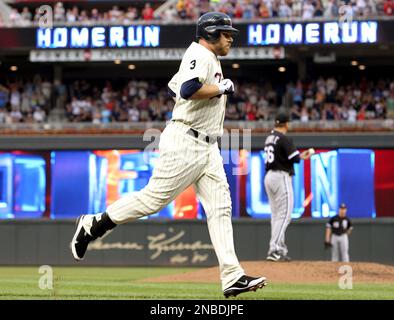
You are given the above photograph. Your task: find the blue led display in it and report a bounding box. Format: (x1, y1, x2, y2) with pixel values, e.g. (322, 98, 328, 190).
(36, 26, 161, 49)
(246, 151, 305, 218)
(0, 154, 45, 219)
(248, 21, 377, 46)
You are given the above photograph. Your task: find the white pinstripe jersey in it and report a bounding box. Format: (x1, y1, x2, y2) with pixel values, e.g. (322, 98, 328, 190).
(168, 42, 227, 137)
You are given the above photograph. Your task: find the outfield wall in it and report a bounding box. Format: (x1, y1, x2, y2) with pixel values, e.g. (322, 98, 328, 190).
(1, 219, 393, 266)
(0, 132, 393, 149)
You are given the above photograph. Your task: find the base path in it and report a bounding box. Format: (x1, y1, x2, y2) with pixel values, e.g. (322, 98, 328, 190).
(142, 261, 394, 284)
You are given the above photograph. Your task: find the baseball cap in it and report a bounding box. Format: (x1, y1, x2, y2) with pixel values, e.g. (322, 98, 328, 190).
(275, 113, 290, 125)
(339, 203, 347, 209)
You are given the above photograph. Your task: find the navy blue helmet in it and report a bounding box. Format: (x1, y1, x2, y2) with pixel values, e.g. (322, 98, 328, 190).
(196, 12, 239, 43)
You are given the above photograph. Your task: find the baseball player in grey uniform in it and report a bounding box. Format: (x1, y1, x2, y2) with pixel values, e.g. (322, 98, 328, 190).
(264, 113, 314, 262)
(325, 203, 353, 262)
(71, 12, 267, 298)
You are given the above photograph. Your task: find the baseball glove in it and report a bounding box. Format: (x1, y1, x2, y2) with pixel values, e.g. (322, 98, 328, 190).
(324, 241, 332, 249)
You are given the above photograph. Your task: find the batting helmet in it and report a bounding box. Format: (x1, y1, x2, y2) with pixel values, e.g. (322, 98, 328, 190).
(196, 12, 239, 43)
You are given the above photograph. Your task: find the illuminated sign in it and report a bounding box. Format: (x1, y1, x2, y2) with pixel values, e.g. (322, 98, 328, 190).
(248, 21, 378, 46)
(36, 26, 160, 49)
(310, 151, 338, 218)
(246, 151, 305, 218)
(309, 149, 375, 218)
(246, 149, 376, 219)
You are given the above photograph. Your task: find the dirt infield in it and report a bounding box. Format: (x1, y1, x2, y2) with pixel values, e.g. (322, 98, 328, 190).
(142, 261, 394, 284)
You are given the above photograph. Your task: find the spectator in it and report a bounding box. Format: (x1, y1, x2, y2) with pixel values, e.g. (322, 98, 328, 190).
(355, 0, 367, 16)
(0, 108, 7, 123)
(78, 10, 89, 22)
(9, 87, 21, 109)
(233, 2, 244, 18)
(303, 0, 315, 18)
(259, 2, 271, 17)
(128, 106, 140, 122)
(33, 8, 42, 23)
(243, 0, 256, 19)
(128, 6, 139, 21)
(278, 0, 293, 17)
(346, 105, 356, 122)
(314, 0, 324, 16)
(66, 7, 78, 23)
(161, 5, 178, 21)
(109, 5, 122, 22)
(290, 104, 300, 120)
(384, 0, 394, 15)
(300, 106, 310, 122)
(185, 0, 197, 19)
(21, 7, 32, 24)
(9, 9, 22, 25)
(54, 2, 65, 22)
(292, 0, 303, 17)
(92, 107, 102, 124)
(0, 85, 9, 109)
(91, 8, 100, 21)
(10, 106, 23, 123)
(142, 3, 155, 20)
(387, 89, 394, 119)
(33, 107, 46, 123)
(324, 0, 339, 17)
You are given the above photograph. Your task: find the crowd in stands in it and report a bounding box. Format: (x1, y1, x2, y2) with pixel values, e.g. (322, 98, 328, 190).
(1, 75, 393, 124)
(6, 0, 394, 26)
(0, 75, 54, 124)
(227, 77, 394, 122)
(8, 2, 156, 26)
(65, 79, 173, 123)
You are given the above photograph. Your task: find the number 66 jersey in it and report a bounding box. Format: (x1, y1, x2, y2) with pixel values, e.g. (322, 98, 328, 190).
(168, 41, 227, 138)
(264, 130, 300, 176)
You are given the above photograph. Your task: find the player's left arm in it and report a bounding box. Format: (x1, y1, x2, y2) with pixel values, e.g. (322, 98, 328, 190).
(325, 219, 333, 248)
(300, 148, 315, 160)
(178, 55, 234, 100)
(347, 219, 353, 235)
(283, 138, 301, 163)
(180, 78, 234, 100)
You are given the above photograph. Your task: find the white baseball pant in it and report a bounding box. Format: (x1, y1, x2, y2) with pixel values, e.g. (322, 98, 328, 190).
(106, 120, 245, 290)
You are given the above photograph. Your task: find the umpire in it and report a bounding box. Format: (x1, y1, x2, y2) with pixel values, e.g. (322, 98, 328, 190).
(325, 203, 353, 262)
(264, 113, 313, 262)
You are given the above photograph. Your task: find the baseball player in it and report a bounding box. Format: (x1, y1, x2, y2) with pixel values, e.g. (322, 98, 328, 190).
(264, 113, 314, 262)
(325, 203, 353, 262)
(71, 12, 267, 298)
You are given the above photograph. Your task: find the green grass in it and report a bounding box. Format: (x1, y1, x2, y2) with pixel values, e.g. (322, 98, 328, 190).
(0, 267, 393, 300)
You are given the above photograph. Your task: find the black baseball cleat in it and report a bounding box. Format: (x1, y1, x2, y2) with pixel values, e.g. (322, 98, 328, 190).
(70, 215, 94, 261)
(223, 275, 267, 298)
(266, 251, 291, 262)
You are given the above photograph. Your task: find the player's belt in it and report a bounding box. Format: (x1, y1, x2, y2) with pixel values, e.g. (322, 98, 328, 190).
(187, 128, 217, 144)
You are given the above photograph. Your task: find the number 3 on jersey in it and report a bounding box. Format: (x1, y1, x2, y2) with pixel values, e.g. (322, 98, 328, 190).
(264, 146, 274, 164)
(190, 60, 196, 70)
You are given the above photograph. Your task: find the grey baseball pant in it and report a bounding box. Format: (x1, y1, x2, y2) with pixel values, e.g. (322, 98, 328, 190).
(331, 234, 349, 262)
(264, 170, 293, 256)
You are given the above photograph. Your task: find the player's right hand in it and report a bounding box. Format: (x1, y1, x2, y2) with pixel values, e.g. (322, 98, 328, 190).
(218, 79, 235, 95)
